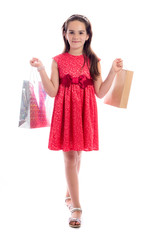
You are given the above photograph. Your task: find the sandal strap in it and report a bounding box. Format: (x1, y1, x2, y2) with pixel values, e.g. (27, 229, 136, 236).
(69, 217, 81, 224)
(71, 208, 82, 213)
(65, 197, 73, 211)
(68, 204, 73, 210)
(65, 197, 71, 202)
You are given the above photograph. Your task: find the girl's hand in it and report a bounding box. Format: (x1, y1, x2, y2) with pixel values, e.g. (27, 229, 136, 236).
(111, 58, 123, 73)
(30, 58, 43, 68)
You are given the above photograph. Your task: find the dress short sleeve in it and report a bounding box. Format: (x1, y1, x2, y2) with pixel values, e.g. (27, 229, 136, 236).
(52, 55, 61, 64)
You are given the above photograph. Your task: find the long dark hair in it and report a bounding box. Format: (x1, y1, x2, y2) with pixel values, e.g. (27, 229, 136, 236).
(62, 14, 100, 80)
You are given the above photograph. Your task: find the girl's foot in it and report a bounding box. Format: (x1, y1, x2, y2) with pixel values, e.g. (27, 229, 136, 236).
(65, 197, 72, 210)
(69, 208, 82, 227)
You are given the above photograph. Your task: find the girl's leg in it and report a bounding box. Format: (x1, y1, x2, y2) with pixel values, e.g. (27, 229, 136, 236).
(63, 150, 82, 226)
(65, 151, 82, 198)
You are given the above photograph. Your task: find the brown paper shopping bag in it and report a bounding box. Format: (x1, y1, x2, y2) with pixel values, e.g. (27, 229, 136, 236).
(104, 69, 134, 108)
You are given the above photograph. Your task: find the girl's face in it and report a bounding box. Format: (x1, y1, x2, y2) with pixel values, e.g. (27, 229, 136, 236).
(65, 20, 89, 53)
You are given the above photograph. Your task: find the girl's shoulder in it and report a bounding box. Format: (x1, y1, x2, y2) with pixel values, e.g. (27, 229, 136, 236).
(52, 52, 68, 64)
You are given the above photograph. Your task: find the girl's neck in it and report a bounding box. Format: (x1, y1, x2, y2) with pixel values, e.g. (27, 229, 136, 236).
(69, 48, 83, 56)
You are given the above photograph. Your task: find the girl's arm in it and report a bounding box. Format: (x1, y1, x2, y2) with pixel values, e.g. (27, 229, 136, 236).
(30, 58, 59, 98)
(94, 58, 123, 99)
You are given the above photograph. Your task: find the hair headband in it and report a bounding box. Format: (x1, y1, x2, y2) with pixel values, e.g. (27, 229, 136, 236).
(67, 14, 89, 23)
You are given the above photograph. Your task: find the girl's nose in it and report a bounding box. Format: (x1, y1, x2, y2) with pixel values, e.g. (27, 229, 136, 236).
(73, 33, 78, 39)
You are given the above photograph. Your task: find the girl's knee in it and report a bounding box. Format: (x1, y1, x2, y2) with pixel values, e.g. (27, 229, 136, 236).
(63, 151, 77, 167)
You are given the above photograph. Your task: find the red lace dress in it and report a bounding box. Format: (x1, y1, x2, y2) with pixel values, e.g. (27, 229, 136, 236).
(48, 52, 99, 152)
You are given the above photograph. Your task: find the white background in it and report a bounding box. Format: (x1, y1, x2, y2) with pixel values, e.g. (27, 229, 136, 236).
(0, 0, 160, 239)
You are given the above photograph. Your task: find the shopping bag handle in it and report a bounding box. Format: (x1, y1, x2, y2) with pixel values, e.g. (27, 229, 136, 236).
(29, 66, 40, 84)
(29, 67, 41, 107)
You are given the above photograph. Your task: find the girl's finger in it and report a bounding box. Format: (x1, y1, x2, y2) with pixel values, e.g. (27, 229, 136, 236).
(32, 58, 39, 62)
(117, 59, 123, 62)
(116, 58, 122, 61)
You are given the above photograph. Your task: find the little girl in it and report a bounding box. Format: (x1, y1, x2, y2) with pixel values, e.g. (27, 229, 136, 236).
(30, 14, 123, 228)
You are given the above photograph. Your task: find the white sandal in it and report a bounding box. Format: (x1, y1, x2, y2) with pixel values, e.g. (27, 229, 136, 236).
(65, 197, 73, 211)
(69, 208, 82, 228)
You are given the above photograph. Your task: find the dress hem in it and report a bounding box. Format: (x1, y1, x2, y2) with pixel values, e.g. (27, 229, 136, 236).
(48, 147, 99, 152)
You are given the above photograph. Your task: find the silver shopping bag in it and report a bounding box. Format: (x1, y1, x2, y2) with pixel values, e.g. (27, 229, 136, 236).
(18, 69, 53, 128)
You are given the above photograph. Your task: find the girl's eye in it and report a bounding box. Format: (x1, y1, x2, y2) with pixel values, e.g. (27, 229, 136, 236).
(69, 31, 74, 34)
(79, 32, 84, 35)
